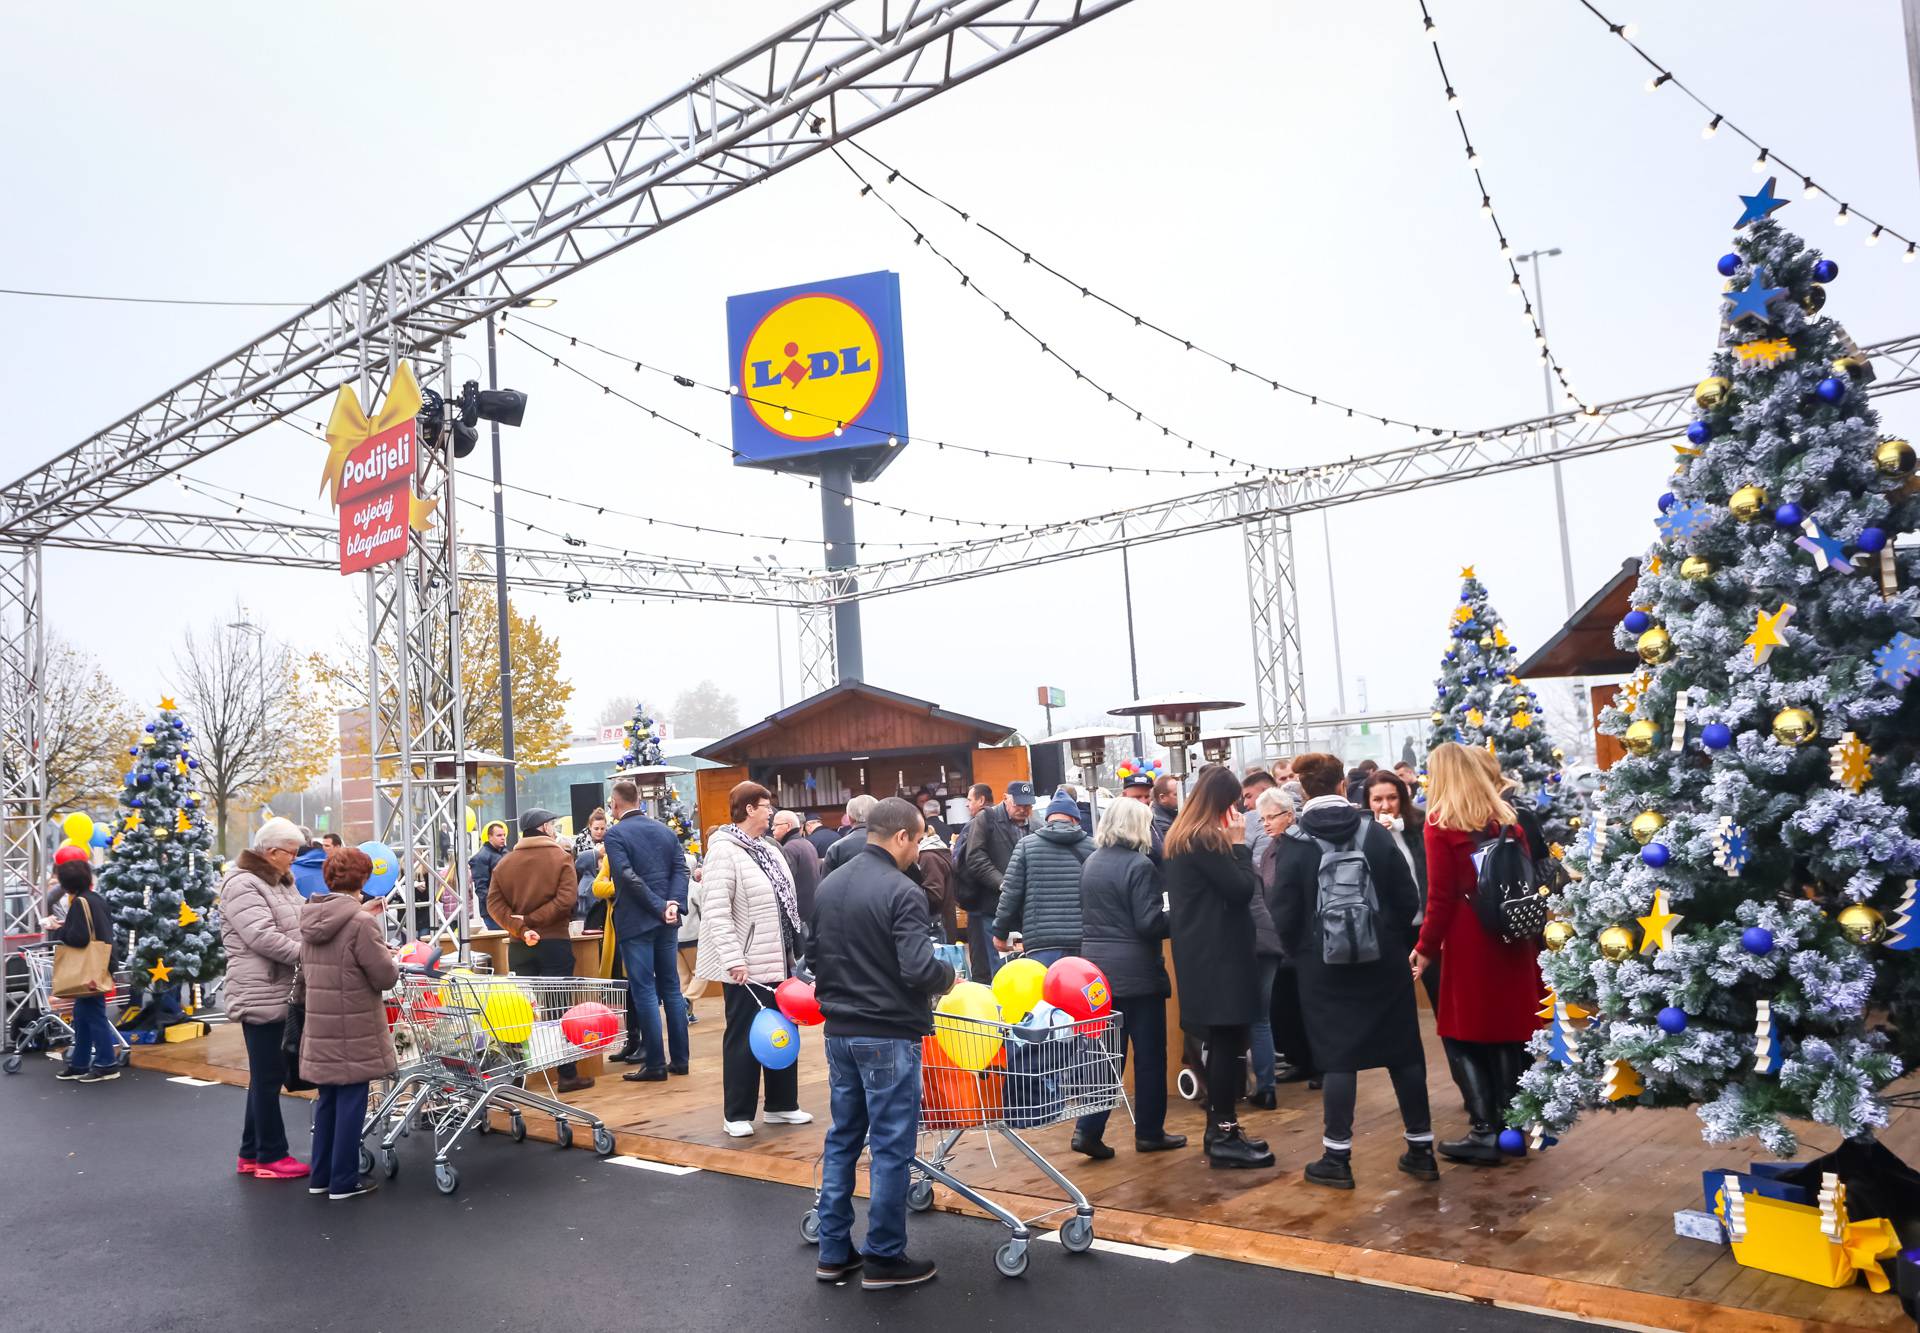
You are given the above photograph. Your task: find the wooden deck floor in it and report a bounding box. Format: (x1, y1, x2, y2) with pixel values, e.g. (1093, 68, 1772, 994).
(131, 993, 1917, 1332)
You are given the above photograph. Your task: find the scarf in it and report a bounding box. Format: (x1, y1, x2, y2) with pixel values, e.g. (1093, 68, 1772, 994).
(722, 825, 800, 932)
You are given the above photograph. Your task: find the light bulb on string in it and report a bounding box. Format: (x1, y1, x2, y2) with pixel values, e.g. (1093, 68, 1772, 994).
(1466, 145, 1481, 166)
(1479, 194, 1493, 216)
(1701, 115, 1721, 138)
(1907, 244, 1917, 263)
(1423, 15, 1437, 40)
(1835, 205, 1850, 225)
(1644, 72, 1671, 92)
(1445, 86, 1459, 106)
(1803, 178, 1821, 199)
(1867, 226, 1882, 246)
(1753, 149, 1769, 172)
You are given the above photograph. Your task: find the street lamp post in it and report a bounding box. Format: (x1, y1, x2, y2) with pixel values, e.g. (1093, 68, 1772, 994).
(228, 610, 266, 849)
(1515, 247, 1575, 617)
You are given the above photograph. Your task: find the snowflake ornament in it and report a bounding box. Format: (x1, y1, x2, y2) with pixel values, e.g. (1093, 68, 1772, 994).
(1871, 632, 1920, 689)
(1655, 499, 1713, 542)
(1713, 817, 1752, 876)
(1828, 732, 1872, 794)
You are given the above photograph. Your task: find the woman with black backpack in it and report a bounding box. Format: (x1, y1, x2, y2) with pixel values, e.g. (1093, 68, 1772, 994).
(1269, 753, 1433, 1189)
(1412, 742, 1546, 1167)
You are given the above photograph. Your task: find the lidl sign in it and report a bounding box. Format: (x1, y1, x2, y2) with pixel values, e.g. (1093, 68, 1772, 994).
(725, 270, 907, 471)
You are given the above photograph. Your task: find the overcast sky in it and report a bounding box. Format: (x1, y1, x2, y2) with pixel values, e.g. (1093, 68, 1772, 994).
(3, 1, 1917, 752)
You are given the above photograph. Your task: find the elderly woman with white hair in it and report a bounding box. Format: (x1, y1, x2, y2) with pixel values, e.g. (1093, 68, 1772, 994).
(218, 816, 310, 1181)
(1070, 796, 1184, 1160)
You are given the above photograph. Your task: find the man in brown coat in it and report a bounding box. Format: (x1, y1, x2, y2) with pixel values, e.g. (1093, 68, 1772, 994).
(486, 808, 593, 1092)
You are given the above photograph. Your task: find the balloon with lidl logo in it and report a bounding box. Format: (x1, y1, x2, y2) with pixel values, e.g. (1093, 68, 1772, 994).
(480, 985, 536, 1044)
(990, 957, 1047, 1024)
(357, 841, 400, 897)
(52, 842, 90, 866)
(397, 941, 437, 968)
(61, 812, 93, 846)
(89, 824, 111, 848)
(750, 1007, 801, 1070)
(1042, 956, 1112, 1021)
(561, 1001, 620, 1050)
(774, 976, 823, 1026)
(933, 982, 1005, 1072)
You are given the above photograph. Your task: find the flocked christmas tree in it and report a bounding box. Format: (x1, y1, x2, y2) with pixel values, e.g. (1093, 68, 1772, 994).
(99, 697, 221, 1015)
(1513, 181, 1920, 1156)
(1426, 567, 1580, 841)
(616, 703, 697, 850)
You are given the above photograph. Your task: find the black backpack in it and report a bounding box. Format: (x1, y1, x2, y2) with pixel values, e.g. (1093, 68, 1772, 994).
(1472, 826, 1548, 943)
(1286, 825, 1382, 965)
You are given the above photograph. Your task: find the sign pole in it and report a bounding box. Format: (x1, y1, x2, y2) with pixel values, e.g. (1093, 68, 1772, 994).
(488, 318, 519, 835)
(820, 456, 863, 683)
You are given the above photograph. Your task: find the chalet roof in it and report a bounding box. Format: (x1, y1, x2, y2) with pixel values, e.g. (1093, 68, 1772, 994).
(694, 680, 1015, 763)
(1514, 558, 1641, 679)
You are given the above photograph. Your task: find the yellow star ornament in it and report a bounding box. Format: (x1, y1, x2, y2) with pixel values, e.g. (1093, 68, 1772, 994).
(1465, 707, 1485, 728)
(147, 959, 173, 985)
(1746, 602, 1796, 666)
(124, 811, 142, 831)
(1453, 605, 1472, 625)
(1647, 555, 1664, 576)
(1460, 565, 1476, 579)
(1638, 888, 1684, 954)
(1511, 709, 1533, 729)
(159, 695, 178, 712)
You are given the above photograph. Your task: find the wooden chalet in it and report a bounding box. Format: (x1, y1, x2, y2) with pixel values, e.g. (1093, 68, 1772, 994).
(1515, 557, 1640, 768)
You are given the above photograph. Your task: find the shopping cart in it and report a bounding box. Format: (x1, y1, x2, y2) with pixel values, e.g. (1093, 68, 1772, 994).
(361, 970, 627, 1194)
(800, 1009, 1127, 1278)
(2, 941, 131, 1075)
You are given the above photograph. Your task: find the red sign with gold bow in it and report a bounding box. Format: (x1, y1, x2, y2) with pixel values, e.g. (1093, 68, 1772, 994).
(320, 362, 439, 575)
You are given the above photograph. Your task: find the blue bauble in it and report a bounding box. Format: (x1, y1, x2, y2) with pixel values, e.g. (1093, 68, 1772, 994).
(128, 747, 138, 757)
(144, 723, 154, 733)
(130, 797, 142, 808)
(185, 796, 196, 808)
(136, 773, 151, 787)
(1497, 1128, 1526, 1156)
(1816, 377, 1847, 404)
(1858, 527, 1888, 553)
(1641, 842, 1671, 868)
(1658, 492, 1676, 513)
(1774, 502, 1803, 527)
(1812, 258, 1838, 283)
(1623, 609, 1651, 634)
(1701, 722, 1733, 751)
(1742, 926, 1775, 956)
(187, 759, 198, 770)
(1549, 772, 1562, 784)
(1686, 421, 1712, 446)
(1657, 1006, 1689, 1035)
(1717, 253, 1742, 277)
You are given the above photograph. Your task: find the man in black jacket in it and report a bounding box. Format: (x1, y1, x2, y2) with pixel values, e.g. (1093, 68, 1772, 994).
(807, 797, 955, 1291)
(821, 793, 879, 875)
(1149, 775, 1179, 863)
(959, 781, 1032, 979)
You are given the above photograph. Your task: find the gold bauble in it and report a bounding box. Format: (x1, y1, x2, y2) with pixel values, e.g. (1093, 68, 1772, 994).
(1875, 438, 1917, 478)
(1629, 810, 1667, 845)
(1729, 484, 1769, 521)
(1542, 920, 1576, 952)
(1772, 707, 1819, 746)
(1636, 626, 1673, 665)
(1431, 711, 1447, 725)
(1834, 355, 1872, 382)
(1680, 555, 1714, 582)
(1623, 719, 1661, 757)
(1598, 925, 1638, 962)
(1694, 376, 1731, 410)
(1800, 285, 1827, 316)
(1551, 747, 1565, 762)
(1477, 633, 1495, 648)
(1836, 904, 1887, 945)
(1568, 815, 1584, 831)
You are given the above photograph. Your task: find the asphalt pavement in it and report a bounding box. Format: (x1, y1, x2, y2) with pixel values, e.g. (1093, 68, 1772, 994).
(0, 1061, 1588, 1332)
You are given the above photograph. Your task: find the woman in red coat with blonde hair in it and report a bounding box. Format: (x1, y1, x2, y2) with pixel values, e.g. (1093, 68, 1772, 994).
(1411, 742, 1544, 1166)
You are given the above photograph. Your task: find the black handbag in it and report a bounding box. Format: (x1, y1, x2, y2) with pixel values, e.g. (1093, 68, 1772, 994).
(280, 967, 315, 1092)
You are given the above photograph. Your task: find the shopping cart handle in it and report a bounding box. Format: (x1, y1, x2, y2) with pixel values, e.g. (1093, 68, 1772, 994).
(395, 946, 448, 978)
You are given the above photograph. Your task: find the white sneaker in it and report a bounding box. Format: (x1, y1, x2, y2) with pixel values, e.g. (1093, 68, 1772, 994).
(763, 1109, 813, 1125)
(723, 1119, 756, 1137)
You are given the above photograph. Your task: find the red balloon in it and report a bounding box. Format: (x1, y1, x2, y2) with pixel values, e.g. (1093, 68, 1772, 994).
(52, 843, 89, 865)
(1042, 956, 1112, 1021)
(561, 1000, 619, 1050)
(775, 976, 823, 1026)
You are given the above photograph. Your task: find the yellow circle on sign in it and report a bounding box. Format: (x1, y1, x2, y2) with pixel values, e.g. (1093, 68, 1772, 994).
(740, 293, 883, 442)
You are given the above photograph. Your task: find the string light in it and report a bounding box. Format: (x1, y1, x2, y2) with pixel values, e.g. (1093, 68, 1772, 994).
(837, 141, 1466, 441)
(1580, 0, 1917, 254)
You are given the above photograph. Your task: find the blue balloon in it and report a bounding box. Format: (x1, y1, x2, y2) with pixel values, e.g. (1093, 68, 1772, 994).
(1640, 842, 1671, 869)
(1812, 258, 1838, 283)
(1774, 502, 1803, 527)
(1716, 253, 1742, 277)
(1701, 722, 1733, 751)
(1657, 1006, 1689, 1034)
(1858, 527, 1888, 553)
(1623, 610, 1651, 634)
(1816, 376, 1847, 404)
(1742, 926, 1775, 956)
(89, 826, 111, 847)
(749, 1007, 801, 1070)
(1497, 1128, 1526, 1155)
(1686, 421, 1711, 446)
(357, 840, 401, 897)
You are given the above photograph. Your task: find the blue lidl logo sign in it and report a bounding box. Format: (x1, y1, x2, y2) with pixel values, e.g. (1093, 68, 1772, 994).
(725, 270, 908, 471)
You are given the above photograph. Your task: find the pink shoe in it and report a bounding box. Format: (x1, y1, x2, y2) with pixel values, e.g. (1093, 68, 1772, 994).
(252, 1156, 310, 1180)
(236, 1157, 257, 1175)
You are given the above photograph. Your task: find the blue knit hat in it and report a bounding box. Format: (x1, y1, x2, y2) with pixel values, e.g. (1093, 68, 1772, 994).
(1045, 792, 1080, 821)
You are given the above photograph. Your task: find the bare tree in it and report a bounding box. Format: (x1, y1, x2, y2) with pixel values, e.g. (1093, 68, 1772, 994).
(670, 679, 741, 738)
(595, 694, 649, 729)
(172, 610, 332, 853)
(0, 635, 140, 822)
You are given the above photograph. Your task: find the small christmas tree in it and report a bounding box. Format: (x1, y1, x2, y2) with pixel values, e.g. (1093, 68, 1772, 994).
(99, 697, 221, 1014)
(1426, 568, 1579, 840)
(1513, 182, 1920, 1156)
(616, 704, 696, 850)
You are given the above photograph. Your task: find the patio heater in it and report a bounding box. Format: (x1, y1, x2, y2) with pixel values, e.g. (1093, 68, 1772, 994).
(1108, 693, 1244, 780)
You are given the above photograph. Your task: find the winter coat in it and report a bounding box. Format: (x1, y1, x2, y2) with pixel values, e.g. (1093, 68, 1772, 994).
(807, 825, 840, 860)
(1269, 797, 1425, 1073)
(1249, 841, 1284, 958)
(694, 832, 790, 985)
(484, 833, 576, 943)
(961, 804, 1026, 914)
(574, 842, 603, 925)
(821, 825, 869, 875)
(1416, 821, 1546, 1044)
(778, 829, 823, 923)
(56, 890, 113, 950)
(469, 841, 506, 899)
(993, 821, 1092, 952)
(1149, 803, 1175, 864)
(1077, 846, 1168, 999)
(295, 892, 399, 1086)
(603, 811, 688, 939)
(915, 836, 959, 941)
(291, 847, 329, 899)
(807, 842, 955, 1041)
(1165, 842, 1260, 1029)
(218, 850, 304, 1024)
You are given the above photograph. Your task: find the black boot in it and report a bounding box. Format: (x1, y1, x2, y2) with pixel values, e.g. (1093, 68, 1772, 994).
(1399, 1141, 1440, 1181)
(1304, 1150, 1354, 1189)
(1205, 1123, 1275, 1170)
(1070, 1131, 1115, 1161)
(1437, 1045, 1505, 1167)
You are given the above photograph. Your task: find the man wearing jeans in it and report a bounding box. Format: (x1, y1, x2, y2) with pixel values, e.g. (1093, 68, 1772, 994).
(602, 778, 690, 1083)
(806, 797, 955, 1290)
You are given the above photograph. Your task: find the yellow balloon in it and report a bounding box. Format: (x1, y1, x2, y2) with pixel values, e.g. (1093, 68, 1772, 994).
(991, 958, 1047, 1023)
(481, 985, 536, 1044)
(934, 982, 1004, 1073)
(61, 812, 93, 845)
(465, 806, 478, 833)
(437, 967, 481, 1007)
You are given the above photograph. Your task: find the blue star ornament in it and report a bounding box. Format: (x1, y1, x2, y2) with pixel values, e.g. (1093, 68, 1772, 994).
(1873, 632, 1920, 689)
(1794, 518, 1853, 574)
(1655, 498, 1712, 543)
(1724, 264, 1788, 326)
(1736, 176, 1790, 229)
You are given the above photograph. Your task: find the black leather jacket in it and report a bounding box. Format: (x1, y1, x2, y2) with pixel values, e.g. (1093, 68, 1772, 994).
(808, 843, 956, 1040)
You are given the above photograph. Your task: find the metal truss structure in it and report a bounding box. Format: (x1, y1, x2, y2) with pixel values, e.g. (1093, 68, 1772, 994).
(1243, 514, 1308, 759)
(797, 605, 838, 697)
(0, 546, 44, 1014)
